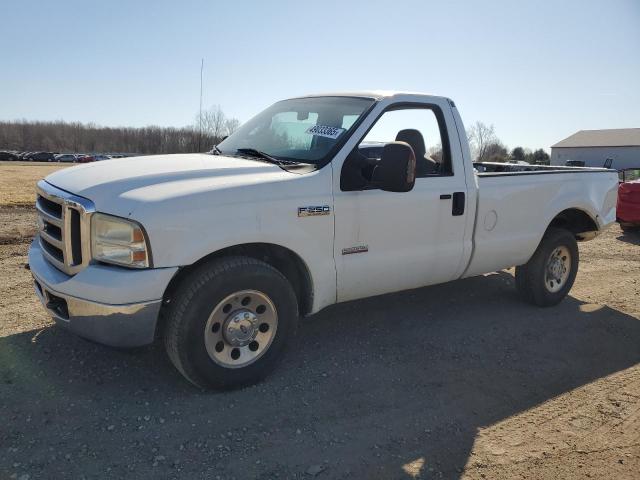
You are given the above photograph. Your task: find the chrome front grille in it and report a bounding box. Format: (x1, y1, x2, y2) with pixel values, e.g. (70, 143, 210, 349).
(36, 180, 95, 275)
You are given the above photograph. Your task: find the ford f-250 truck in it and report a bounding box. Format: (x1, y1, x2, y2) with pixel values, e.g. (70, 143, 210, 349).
(29, 92, 619, 389)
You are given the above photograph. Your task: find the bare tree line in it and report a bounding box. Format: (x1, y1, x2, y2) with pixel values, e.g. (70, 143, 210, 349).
(467, 121, 549, 164)
(1, 108, 549, 164)
(197, 105, 240, 142)
(0, 105, 240, 154)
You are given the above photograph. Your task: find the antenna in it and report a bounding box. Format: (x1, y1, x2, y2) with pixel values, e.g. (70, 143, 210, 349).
(198, 58, 204, 152)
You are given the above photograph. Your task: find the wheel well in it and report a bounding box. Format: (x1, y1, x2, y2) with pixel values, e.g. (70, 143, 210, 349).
(161, 243, 314, 317)
(548, 208, 598, 240)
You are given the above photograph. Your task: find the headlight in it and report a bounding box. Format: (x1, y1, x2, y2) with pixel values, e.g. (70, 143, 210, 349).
(91, 213, 150, 268)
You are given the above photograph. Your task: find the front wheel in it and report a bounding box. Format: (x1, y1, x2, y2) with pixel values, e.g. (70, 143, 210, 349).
(164, 256, 298, 390)
(515, 228, 579, 307)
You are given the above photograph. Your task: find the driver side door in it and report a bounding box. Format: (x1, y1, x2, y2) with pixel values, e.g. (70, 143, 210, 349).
(333, 100, 469, 302)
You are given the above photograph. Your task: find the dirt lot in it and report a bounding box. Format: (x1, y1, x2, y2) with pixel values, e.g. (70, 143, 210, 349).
(0, 162, 71, 206)
(0, 164, 639, 479)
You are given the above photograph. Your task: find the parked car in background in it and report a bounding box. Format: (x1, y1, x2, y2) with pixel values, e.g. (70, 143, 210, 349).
(0, 151, 121, 162)
(617, 168, 640, 232)
(474, 161, 536, 173)
(565, 160, 586, 167)
(29, 152, 57, 162)
(0, 151, 19, 161)
(54, 154, 77, 163)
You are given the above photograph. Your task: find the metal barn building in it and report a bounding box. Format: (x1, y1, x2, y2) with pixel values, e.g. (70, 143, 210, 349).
(550, 128, 640, 170)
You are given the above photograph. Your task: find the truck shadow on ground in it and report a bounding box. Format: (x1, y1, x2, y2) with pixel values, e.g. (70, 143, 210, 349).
(617, 230, 640, 245)
(2, 271, 640, 479)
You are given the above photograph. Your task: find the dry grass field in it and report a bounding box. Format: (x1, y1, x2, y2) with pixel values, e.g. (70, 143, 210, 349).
(0, 161, 71, 206)
(0, 162, 639, 479)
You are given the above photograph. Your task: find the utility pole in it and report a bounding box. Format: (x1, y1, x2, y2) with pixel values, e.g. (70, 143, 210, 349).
(198, 58, 204, 152)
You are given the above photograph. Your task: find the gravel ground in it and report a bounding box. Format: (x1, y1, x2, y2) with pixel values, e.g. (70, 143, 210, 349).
(1, 208, 639, 480)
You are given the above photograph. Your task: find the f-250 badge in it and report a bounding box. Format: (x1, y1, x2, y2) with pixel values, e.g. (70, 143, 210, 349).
(298, 205, 331, 217)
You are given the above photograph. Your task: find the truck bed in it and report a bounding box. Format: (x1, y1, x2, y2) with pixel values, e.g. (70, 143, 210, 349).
(462, 166, 619, 278)
(474, 162, 611, 175)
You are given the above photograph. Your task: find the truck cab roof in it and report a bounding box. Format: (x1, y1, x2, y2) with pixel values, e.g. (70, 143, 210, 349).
(289, 91, 452, 103)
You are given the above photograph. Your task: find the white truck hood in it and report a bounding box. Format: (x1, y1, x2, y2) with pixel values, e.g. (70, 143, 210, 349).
(42, 152, 333, 269)
(44, 153, 292, 214)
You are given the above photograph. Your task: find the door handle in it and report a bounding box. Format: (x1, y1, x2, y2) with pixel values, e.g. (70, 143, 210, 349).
(452, 192, 465, 216)
(439, 194, 452, 200)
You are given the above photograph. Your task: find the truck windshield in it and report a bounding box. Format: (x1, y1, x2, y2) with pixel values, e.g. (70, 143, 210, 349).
(216, 96, 375, 166)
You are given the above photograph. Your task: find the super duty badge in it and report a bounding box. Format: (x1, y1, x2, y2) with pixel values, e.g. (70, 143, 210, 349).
(298, 205, 331, 217)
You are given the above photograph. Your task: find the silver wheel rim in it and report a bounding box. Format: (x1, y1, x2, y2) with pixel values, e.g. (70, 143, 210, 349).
(204, 290, 278, 369)
(544, 246, 571, 293)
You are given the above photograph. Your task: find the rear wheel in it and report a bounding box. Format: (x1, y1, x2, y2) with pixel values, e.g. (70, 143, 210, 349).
(164, 256, 298, 390)
(515, 228, 579, 307)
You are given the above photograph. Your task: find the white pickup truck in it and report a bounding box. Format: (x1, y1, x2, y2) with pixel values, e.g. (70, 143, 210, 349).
(29, 91, 619, 389)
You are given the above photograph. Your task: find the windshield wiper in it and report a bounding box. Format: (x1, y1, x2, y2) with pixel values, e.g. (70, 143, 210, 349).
(235, 148, 285, 164)
(209, 145, 222, 155)
(237, 148, 311, 166)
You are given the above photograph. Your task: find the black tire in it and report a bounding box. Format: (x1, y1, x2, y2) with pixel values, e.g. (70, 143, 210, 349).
(515, 227, 579, 307)
(164, 256, 298, 390)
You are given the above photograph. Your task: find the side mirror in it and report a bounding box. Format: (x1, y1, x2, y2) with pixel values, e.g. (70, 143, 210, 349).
(372, 142, 416, 192)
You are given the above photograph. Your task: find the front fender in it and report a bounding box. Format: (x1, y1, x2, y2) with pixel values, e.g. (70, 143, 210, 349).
(132, 167, 336, 312)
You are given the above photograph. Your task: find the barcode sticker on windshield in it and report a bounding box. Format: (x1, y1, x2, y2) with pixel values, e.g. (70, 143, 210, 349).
(305, 125, 345, 139)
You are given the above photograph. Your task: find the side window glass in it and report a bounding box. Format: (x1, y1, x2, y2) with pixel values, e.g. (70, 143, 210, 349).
(359, 107, 450, 177)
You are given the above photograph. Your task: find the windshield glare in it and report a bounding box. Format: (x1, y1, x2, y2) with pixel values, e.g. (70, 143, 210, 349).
(217, 97, 375, 165)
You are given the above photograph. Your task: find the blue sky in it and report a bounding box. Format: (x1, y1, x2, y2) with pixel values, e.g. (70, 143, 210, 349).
(1, 0, 638, 151)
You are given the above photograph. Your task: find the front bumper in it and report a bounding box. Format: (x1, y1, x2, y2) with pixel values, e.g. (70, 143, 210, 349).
(29, 237, 178, 347)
